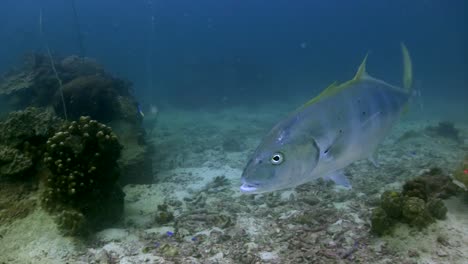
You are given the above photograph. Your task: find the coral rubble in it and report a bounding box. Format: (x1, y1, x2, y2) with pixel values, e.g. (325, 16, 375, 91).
(155, 203, 175, 225)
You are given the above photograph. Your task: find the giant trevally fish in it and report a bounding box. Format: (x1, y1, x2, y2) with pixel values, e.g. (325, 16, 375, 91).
(241, 44, 413, 194)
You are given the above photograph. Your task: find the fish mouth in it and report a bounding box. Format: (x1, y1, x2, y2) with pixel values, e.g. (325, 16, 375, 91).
(240, 183, 258, 193)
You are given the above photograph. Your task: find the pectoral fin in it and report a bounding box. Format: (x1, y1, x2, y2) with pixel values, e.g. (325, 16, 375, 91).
(323, 170, 352, 189)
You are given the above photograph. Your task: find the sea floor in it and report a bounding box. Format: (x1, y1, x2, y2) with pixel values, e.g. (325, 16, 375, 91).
(0, 103, 467, 264)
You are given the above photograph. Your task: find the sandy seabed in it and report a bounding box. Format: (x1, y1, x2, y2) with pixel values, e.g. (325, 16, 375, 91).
(1, 103, 467, 264)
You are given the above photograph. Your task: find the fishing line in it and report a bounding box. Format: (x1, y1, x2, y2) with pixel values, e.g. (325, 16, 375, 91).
(39, 7, 68, 121)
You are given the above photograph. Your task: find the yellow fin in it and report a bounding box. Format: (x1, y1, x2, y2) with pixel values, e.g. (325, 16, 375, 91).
(301, 81, 339, 108)
(353, 53, 369, 80)
(401, 43, 413, 90)
(298, 52, 369, 110)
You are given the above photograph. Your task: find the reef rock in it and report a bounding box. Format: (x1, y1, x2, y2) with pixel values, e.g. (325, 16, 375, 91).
(109, 119, 153, 185)
(425, 121, 461, 143)
(0, 146, 33, 178)
(0, 107, 62, 149)
(0, 107, 62, 179)
(0, 53, 153, 185)
(402, 168, 460, 200)
(370, 168, 459, 236)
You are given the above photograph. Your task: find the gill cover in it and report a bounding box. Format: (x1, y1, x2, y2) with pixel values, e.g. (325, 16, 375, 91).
(241, 126, 321, 193)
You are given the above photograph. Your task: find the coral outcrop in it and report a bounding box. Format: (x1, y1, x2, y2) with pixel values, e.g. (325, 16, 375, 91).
(0, 107, 62, 149)
(0, 53, 139, 123)
(370, 168, 461, 235)
(402, 168, 460, 200)
(425, 121, 461, 143)
(0, 53, 154, 185)
(41, 116, 124, 236)
(0, 146, 33, 178)
(0, 107, 62, 179)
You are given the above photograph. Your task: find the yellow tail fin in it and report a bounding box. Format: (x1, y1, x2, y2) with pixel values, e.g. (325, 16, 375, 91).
(401, 43, 413, 90)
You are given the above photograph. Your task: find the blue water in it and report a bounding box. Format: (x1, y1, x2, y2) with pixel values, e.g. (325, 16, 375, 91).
(0, 0, 466, 112)
(0, 2, 467, 263)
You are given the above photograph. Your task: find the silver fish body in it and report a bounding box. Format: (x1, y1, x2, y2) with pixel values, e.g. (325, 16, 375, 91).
(241, 45, 413, 194)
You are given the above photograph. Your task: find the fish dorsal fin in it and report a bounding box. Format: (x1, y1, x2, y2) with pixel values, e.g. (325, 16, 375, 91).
(400, 43, 413, 90)
(324, 81, 339, 91)
(353, 53, 370, 81)
(299, 81, 339, 109)
(311, 81, 340, 101)
(298, 52, 370, 111)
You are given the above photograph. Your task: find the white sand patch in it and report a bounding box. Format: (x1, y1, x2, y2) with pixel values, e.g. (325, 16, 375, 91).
(0, 210, 79, 264)
(144, 226, 175, 236)
(120, 254, 165, 264)
(259, 251, 279, 261)
(96, 228, 138, 244)
(123, 164, 243, 227)
(236, 216, 267, 238)
(153, 165, 243, 200)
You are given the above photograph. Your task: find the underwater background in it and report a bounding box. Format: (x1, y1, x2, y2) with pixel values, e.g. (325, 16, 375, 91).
(0, 0, 467, 263)
(1, 0, 467, 112)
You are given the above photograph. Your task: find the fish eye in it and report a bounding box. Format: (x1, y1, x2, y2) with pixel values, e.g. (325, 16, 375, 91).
(270, 152, 284, 165)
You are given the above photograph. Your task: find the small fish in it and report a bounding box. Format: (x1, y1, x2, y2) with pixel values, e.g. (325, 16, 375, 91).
(241, 44, 414, 194)
(166, 231, 174, 237)
(137, 103, 145, 118)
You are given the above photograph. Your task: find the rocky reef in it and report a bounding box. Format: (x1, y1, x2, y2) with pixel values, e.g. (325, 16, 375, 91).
(371, 168, 461, 235)
(0, 52, 157, 237)
(0, 109, 127, 236)
(0, 53, 135, 123)
(41, 116, 124, 236)
(0, 108, 62, 226)
(425, 121, 462, 143)
(0, 107, 62, 180)
(0, 53, 153, 185)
